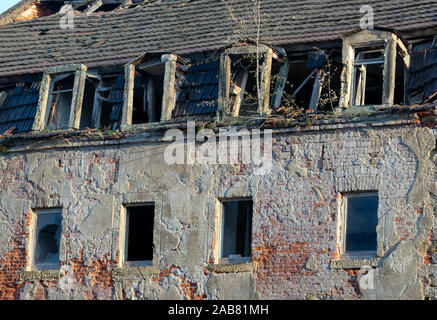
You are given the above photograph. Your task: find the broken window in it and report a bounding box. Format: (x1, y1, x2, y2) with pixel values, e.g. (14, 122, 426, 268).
(124, 204, 155, 265)
(131, 67, 163, 125)
(342, 192, 378, 256)
(218, 43, 283, 119)
(91, 73, 124, 130)
(46, 73, 74, 130)
(33, 64, 97, 131)
(270, 49, 342, 112)
(340, 29, 410, 108)
(32, 209, 62, 270)
(219, 199, 253, 263)
(121, 53, 187, 129)
(45, 72, 96, 130)
(352, 47, 385, 106)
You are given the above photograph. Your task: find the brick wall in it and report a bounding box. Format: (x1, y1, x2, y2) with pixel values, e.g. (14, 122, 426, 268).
(0, 119, 435, 300)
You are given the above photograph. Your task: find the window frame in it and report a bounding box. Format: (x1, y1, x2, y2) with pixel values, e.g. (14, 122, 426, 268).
(341, 192, 378, 259)
(120, 202, 156, 267)
(32, 64, 88, 131)
(218, 43, 284, 119)
(339, 29, 410, 109)
(29, 208, 63, 271)
(351, 46, 386, 106)
(120, 53, 185, 130)
(215, 198, 253, 265)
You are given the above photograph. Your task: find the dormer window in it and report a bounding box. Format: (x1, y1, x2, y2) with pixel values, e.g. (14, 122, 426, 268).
(340, 29, 410, 108)
(120, 53, 187, 130)
(218, 42, 284, 119)
(32, 64, 95, 131)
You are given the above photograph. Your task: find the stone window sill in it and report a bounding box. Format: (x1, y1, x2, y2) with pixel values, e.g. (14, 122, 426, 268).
(112, 265, 160, 279)
(207, 261, 257, 273)
(21, 270, 61, 281)
(330, 256, 380, 269)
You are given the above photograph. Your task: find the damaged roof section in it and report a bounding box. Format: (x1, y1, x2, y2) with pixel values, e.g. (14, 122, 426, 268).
(0, 82, 39, 134)
(173, 59, 219, 118)
(408, 41, 437, 104)
(0, 0, 144, 25)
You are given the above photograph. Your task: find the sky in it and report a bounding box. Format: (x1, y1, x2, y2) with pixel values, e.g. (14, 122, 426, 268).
(0, 0, 21, 14)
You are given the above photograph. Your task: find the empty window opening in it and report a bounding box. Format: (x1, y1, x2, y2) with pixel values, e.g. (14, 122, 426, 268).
(220, 199, 253, 261)
(125, 204, 155, 263)
(394, 54, 406, 105)
(232, 55, 258, 117)
(132, 65, 164, 124)
(227, 53, 280, 117)
(352, 47, 385, 106)
(94, 73, 124, 130)
(317, 52, 342, 111)
(343, 192, 378, 255)
(277, 50, 334, 111)
(33, 209, 62, 269)
(47, 74, 75, 130)
(79, 78, 97, 129)
(283, 60, 315, 109)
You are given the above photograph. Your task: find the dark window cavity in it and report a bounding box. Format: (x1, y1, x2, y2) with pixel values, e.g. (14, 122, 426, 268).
(126, 204, 155, 262)
(47, 74, 75, 130)
(34, 209, 62, 268)
(344, 193, 378, 253)
(221, 199, 253, 260)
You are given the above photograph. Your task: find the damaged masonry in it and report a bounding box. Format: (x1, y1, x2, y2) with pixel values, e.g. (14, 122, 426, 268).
(0, 0, 436, 300)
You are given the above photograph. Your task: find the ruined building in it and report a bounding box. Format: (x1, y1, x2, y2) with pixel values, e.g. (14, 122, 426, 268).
(0, 0, 436, 300)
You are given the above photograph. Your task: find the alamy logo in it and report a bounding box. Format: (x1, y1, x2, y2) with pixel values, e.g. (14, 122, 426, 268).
(359, 265, 375, 290)
(360, 5, 374, 30)
(60, 4, 74, 30)
(163, 121, 273, 175)
(59, 265, 74, 291)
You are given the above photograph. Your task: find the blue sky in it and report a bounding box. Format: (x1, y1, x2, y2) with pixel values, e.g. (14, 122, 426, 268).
(0, 0, 21, 14)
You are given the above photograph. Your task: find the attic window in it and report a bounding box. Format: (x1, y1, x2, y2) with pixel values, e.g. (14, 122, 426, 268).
(131, 66, 163, 125)
(352, 47, 385, 106)
(121, 54, 183, 130)
(271, 50, 342, 111)
(46, 74, 74, 130)
(219, 43, 281, 118)
(33, 64, 95, 131)
(340, 29, 410, 108)
(91, 73, 124, 131)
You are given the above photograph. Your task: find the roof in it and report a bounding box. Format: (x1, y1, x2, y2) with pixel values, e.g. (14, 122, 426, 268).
(173, 59, 219, 118)
(0, 82, 39, 134)
(0, 0, 435, 77)
(407, 41, 437, 104)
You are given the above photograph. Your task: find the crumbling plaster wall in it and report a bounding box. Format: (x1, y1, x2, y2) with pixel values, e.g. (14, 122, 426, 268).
(0, 119, 435, 300)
